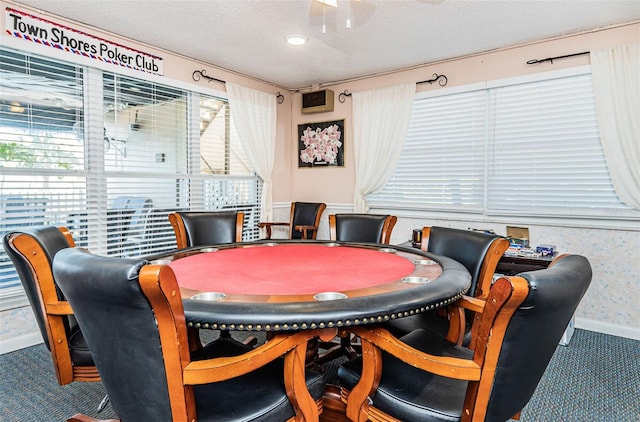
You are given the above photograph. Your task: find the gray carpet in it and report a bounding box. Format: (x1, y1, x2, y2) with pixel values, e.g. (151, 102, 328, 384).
(1, 329, 638, 421)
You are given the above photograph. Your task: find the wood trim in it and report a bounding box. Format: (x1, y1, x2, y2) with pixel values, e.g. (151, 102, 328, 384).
(380, 216, 397, 245)
(168, 212, 188, 248)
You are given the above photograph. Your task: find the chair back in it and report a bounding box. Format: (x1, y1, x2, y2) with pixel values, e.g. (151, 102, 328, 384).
(2, 226, 98, 385)
(483, 254, 592, 421)
(169, 210, 244, 248)
(290, 202, 326, 239)
(3, 226, 73, 350)
(424, 226, 509, 298)
(330, 214, 397, 244)
(53, 248, 181, 421)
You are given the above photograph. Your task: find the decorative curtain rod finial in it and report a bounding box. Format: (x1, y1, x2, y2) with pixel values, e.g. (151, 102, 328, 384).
(339, 90, 352, 103)
(192, 69, 225, 84)
(417, 73, 448, 86)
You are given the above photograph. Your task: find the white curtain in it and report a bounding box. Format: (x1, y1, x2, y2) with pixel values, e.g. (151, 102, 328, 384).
(590, 43, 640, 210)
(226, 83, 277, 221)
(352, 83, 415, 212)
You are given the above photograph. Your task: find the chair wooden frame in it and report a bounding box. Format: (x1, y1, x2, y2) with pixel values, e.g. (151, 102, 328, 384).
(419, 226, 510, 346)
(328, 214, 398, 245)
(259, 202, 327, 240)
(4, 227, 100, 386)
(65, 262, 336, 422)
(168, 211, 244, 249)
(340, 274, 530, 422)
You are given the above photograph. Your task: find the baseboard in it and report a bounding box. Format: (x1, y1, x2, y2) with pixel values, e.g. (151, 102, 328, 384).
(0, 332, 43, 355)
(575, 317, 640, 340)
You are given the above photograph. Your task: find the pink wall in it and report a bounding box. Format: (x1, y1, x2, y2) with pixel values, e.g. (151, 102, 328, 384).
(278, 22, 640, 205)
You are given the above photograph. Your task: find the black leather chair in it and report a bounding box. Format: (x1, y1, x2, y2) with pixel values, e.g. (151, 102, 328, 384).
(53, 248, 326, 422)
(169, 210, 244, 248)
(337, 254, 592, 422)
(315, 213, 398, 364)
(169, 210, 252, 347)
(329, 213, 397, 244)
(384, 226, 510, 345)
(259, 201, 326, 240)
(2, 227, 99, 386)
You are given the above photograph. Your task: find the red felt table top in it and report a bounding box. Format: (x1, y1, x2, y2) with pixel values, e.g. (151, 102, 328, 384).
(168, 244, 416, 296)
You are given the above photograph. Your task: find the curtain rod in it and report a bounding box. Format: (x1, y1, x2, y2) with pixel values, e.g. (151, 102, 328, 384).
(339, 72, 449, 102)
(192, 70, 284, 103)
(526, 51, 589, 65)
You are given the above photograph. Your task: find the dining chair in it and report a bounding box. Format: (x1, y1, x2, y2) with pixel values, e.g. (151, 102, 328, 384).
(168, 210, 244, 248)
(53, 248, 326, 422)
(168, 210, 252, 347)
(315, 213, 398, 364)
(329, 213, 397, 244)
(2, 226, 100, 387)
(259, 201, 326, 240)
(337, 254, 592, 422)
(384, 226, 510, 345)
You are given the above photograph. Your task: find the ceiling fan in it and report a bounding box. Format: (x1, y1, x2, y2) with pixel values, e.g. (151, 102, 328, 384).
(308, 0, 376, 33)
(308, 0, 445, 33)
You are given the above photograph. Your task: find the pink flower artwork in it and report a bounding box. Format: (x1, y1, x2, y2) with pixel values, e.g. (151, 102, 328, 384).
(298, 120, 344, 167)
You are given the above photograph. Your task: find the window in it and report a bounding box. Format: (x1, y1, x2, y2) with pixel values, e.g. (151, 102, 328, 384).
(0, 46, 262, 307)
(369, 68, 640, 222)
(1, 48, 85, 301)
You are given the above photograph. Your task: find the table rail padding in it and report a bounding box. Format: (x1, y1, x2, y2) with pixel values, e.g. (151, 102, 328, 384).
(146, 241, 471, 332)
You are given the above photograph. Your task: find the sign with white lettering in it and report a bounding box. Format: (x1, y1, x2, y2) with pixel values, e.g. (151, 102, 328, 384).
(4, 7, 164, 75)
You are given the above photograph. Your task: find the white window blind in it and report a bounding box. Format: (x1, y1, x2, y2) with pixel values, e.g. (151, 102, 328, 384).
(0, 46, 263, 306)
(1, 48, 85, 293)
(487, 73, 631, 217)
(369, 70, 639, 221)
(369, 90, 487, 212)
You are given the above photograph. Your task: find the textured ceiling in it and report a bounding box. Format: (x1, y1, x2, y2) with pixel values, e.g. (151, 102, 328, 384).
(11, 0, 640, 90)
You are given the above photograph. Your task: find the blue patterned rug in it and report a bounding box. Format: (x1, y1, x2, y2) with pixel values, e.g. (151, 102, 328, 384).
(1, 329, 638, 421)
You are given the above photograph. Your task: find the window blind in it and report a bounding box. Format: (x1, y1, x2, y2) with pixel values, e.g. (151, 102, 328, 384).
(368, 70, 639, 221)
(369, 89, 487, 212)
(1, 48, 85, 292)
(0, 45, 263, 306)
(487, 73, 631, 217)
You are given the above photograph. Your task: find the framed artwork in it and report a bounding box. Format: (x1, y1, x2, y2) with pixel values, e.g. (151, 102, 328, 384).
(298, 119, 345, 167)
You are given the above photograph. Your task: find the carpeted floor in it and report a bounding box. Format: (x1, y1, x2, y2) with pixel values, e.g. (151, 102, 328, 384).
(1, 329, 638, 421)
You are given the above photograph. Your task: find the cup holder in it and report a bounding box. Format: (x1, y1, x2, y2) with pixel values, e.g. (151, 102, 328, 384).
(191, 292, 226, 301)
(413, 259, 437, 266)
(313, 292, 348, 301)
(401, 276, 431, 284)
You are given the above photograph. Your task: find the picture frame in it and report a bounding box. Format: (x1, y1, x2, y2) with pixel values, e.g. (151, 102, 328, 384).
(298, 119, 345, 168)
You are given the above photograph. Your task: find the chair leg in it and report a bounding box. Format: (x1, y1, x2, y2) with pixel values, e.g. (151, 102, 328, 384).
(96, 394, 109, 413)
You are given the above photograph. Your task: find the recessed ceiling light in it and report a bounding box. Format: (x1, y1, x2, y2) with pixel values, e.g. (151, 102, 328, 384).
(286, 35, 307, 46)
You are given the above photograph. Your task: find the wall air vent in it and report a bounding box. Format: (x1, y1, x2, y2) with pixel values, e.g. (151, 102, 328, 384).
(301, 89, 334, 114)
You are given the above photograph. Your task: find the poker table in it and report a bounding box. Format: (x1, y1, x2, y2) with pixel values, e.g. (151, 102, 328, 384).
(147, 240, 471, 333)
